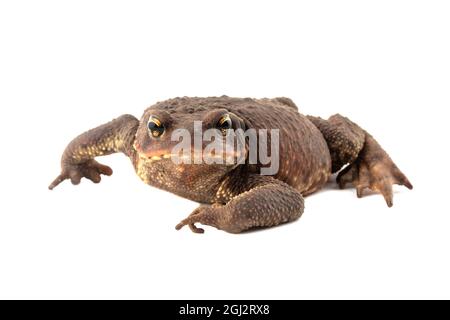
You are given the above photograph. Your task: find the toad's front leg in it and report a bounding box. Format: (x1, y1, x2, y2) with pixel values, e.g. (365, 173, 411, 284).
(49, 114, 139, 189)
(176, 175, 305, 234)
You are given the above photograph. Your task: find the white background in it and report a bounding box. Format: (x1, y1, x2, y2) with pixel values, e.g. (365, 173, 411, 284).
(0, 0, 449, 299)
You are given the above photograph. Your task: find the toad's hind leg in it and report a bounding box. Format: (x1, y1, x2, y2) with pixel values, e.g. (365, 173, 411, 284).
(307, 114, 412, 207)
(175, 175, 304, 234)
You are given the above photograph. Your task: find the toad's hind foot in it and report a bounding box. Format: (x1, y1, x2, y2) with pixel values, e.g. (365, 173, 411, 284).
(308, 114, 412, 207)
(337, 135, 413, 207)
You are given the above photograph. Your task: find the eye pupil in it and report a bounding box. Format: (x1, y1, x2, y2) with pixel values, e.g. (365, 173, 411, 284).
(217, 115, 232, 132)
(147, 117, 164, 138)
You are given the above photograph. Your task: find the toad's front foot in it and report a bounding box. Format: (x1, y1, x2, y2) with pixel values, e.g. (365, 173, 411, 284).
(337, 138, 413, 207)
(49, 159, 113, 190)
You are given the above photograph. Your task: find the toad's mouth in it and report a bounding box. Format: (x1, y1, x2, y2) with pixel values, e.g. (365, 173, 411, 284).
(138, 152, 172, 162)
(134, 141, 247, 165)
(135, 148, 246, 165)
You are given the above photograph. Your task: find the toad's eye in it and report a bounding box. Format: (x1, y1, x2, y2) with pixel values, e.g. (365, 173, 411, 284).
(147, 116, 164, 138)
(217, 114, 232, 133)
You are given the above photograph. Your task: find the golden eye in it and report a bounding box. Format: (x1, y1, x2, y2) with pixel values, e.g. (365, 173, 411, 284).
(217, 114, 232, 134)
(147, 116, 164, 138)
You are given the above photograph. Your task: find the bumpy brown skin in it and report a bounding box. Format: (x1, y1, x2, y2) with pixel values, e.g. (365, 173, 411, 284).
(49, 96, 412, 234)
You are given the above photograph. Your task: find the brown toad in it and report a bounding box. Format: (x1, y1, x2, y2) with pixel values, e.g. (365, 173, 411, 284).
(49, 96, 412, 233)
